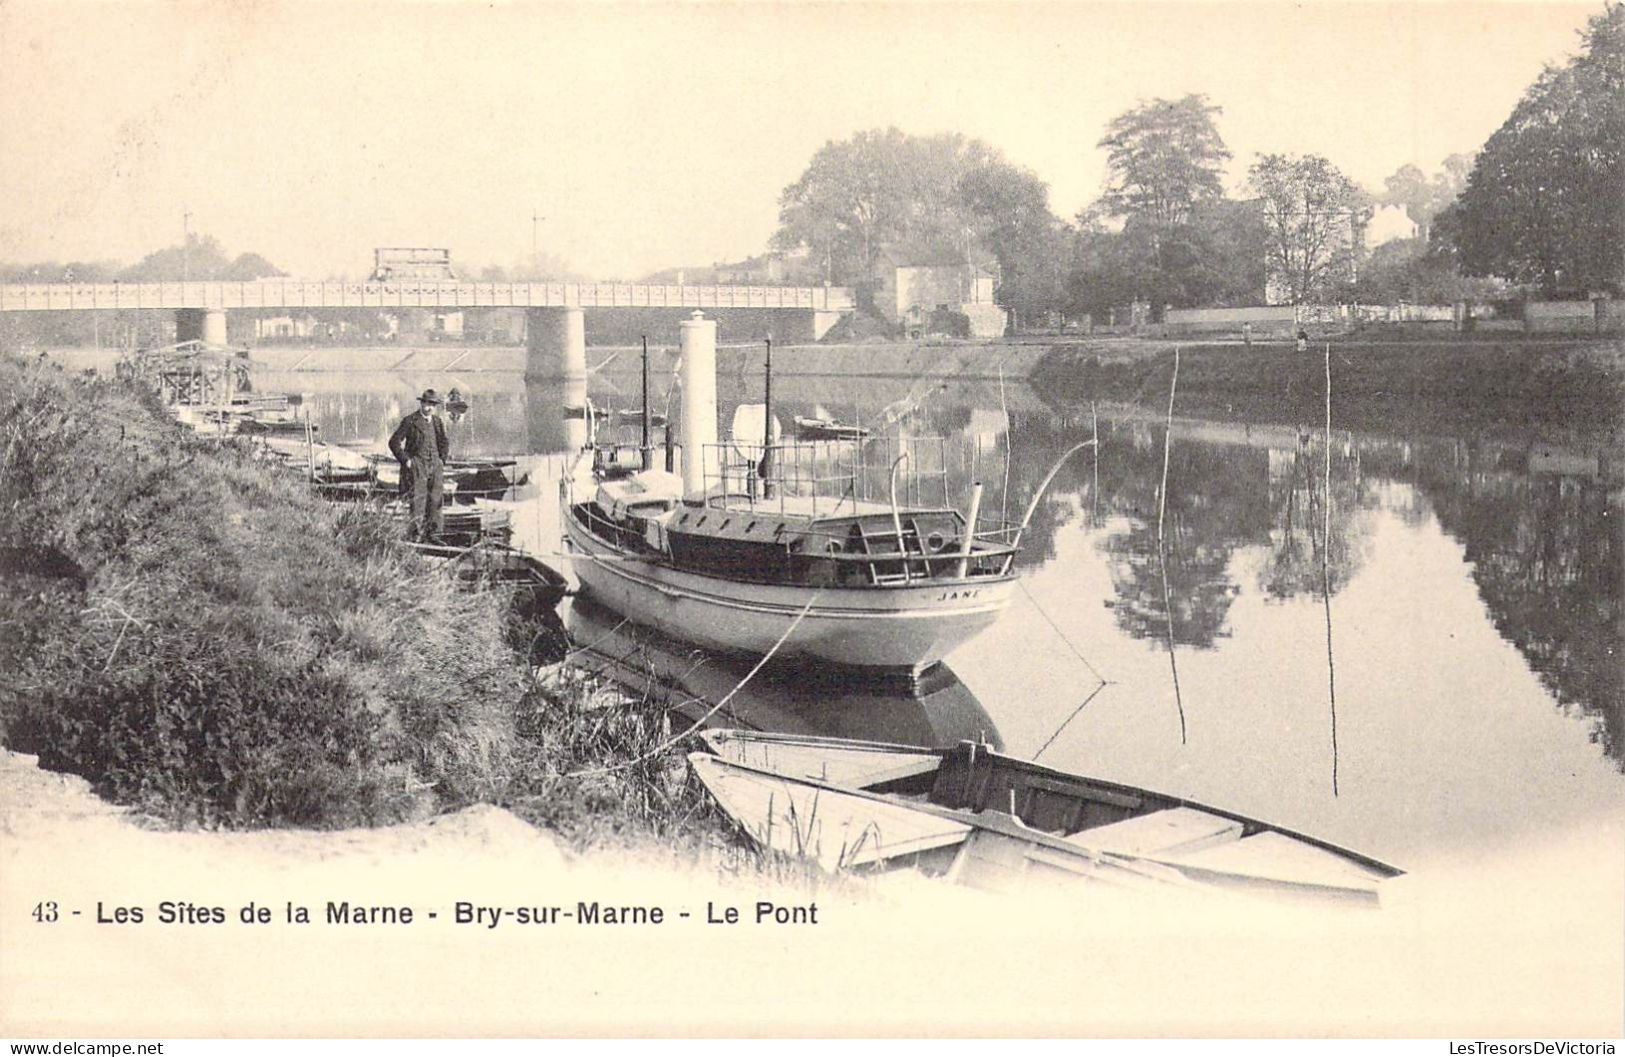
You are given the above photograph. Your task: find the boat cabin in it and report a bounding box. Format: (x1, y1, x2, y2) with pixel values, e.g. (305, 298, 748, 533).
(571, 435, 1020, 589)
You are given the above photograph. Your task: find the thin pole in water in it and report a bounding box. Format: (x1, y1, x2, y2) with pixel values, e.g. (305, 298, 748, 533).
(1323, 342, 1340, 797)
(998, 363, 1011, 529)
(760, 336, 774, 496)
(1157, 346, 1187, 746)
(640, 336, 652, 471)
(1091, 400, 1100, 525)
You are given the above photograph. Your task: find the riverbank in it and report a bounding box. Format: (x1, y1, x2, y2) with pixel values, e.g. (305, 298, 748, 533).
(1030, 337, 1625, 436)
(0, 356, 734, 856)
(33, 340, 1054, 381)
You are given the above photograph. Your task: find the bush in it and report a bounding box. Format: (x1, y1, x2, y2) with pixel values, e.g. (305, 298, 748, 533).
(0, 360, 525, 827)
(926, 307, 972, 338)
(0, 359, 759, 862)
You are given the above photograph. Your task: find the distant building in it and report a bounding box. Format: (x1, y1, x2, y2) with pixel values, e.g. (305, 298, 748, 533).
(1365, 204, 1419, 249)
(370, 248, 457, 283)
(873, 250, 1005, 338)
(715, 253, 789, 285)
(253, 312, 321, 341)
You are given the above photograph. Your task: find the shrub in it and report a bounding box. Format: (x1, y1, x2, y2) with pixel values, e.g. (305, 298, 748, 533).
(0, 359, 524, 827)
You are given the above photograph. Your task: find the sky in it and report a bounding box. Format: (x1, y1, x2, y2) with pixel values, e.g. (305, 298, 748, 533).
(0, 0, 1601, 280)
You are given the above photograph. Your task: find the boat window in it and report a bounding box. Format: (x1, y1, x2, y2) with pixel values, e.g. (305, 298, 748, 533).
(719, 520, 731, 531)
(927, 531, 947, 552)
(745, 521, 758, 533)
(696, 516, 706, 526)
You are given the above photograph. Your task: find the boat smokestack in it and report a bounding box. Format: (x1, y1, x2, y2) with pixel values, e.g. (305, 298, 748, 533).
(678, 311, 717, 493)
(957, 481, 984, 578)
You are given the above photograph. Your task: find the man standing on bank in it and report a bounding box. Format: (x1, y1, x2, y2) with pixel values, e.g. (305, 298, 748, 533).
(389, 389, 451, 542)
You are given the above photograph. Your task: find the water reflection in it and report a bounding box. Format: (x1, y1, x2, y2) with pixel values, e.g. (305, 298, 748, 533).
(293, 367, 1624, 815)
(564, 594, 1002, 750)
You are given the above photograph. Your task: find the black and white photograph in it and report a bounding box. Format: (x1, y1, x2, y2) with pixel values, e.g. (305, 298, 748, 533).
(0, 0, 1620, 1043)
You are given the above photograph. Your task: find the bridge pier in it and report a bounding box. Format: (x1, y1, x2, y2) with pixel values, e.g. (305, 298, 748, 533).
(526, 307, 588, 453)
(806, 309, 843, 342)
(176, 308, 227, 346)
(525, 307, 586, 382)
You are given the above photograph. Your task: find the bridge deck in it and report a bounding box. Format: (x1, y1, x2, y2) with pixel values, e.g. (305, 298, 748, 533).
(0, 280, 855, 313)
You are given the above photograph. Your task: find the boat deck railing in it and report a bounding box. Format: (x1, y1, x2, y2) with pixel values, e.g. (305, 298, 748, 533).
(700, 437, 953, 517)
(693, 438, 1018, 583)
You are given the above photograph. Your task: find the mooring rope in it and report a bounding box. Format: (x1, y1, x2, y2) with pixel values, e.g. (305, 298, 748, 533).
(565, 591, 821, 777)
(1032, 681, 1110, 762)
(1017, 578, 1109, 686)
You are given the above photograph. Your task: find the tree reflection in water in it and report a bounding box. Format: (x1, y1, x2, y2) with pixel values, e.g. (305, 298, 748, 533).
(995, 408, 1619, 770)
(1259, 443, 1370, 601)
(1364, 439, 1622, 769)
(1092, 430, 1272, 649)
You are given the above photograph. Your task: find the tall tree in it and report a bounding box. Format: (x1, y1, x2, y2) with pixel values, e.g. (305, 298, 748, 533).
(224, 253, 284, 280)
(772, 128, 980, 284)
(1097, 95, 1230, 229)
(1436, 152, 1474, 205)
(120, 234, 237, 281)
(1381, 163, 1434, 238)
(1380, 157, 1475, 243)
(1085, 95, 1234, 313)
(958, 158, 1069, 326)
(1184, 198, 1269, 306)
(1446, 4, 1624, 294)
(1065, 206, 1145, 324)
(1249, 153, 1370, 304)
(773, 128, 1068, 319)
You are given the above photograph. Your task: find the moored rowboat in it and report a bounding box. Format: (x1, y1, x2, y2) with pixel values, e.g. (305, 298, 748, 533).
(690, 729, 1402, 906)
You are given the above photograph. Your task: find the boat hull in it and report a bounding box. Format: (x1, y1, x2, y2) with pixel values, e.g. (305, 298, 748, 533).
(690, 730, 1403, 905)
(564, 505, 1016, 674)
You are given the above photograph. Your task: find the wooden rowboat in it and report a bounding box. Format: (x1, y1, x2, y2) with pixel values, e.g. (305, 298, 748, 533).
(690, 729, 1402, 907)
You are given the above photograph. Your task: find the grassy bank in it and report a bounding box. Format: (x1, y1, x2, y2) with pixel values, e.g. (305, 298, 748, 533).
(1030, 338, 1624, 435)
(0, 357, 728, 855)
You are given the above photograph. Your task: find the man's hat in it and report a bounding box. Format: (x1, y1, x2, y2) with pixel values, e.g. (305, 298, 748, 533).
(417, 389, 442, 405)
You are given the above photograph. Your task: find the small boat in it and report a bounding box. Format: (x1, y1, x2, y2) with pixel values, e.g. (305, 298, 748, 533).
(438, 501, 514, 548)
(794, 414, 870, 441)
(405, 538, 568, 597)
(236, 416, 316, 436)
(690, 729, 1402, 906)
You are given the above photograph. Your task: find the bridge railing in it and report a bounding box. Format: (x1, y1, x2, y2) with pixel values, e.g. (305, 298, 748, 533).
(0, 280, 856, 313)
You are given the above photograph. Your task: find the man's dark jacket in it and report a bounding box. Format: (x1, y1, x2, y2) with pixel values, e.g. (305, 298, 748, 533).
(388, 411, 450, 467)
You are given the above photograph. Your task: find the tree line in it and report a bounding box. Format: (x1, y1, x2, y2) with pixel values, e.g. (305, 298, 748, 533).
(766, 4, 1621, 327)
(0, 234, 284, 286)
(4, 6, 1618, 333)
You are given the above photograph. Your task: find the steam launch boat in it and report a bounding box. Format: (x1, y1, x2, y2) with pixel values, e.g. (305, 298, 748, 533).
(560, 317, 1089, 677)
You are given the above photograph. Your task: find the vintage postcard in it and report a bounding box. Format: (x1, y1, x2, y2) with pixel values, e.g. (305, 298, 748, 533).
(1, 0, 1620, 1041)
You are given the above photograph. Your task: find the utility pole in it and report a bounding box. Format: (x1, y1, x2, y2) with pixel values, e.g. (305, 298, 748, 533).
(182, 209, 193, 280)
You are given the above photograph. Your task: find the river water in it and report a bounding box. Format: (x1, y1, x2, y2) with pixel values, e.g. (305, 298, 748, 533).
(279, 361, 1622, 870)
